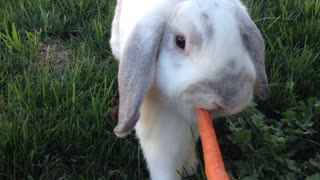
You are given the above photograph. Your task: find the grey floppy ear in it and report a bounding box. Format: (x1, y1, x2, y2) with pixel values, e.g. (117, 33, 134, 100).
(114, 21, 165, 137)
(238, 10, 269, 99)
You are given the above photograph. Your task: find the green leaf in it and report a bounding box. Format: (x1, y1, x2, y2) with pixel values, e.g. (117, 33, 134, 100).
(234, 130, 252, 144)
(306, 173, 320, 180)
(283, 110, 297, 120)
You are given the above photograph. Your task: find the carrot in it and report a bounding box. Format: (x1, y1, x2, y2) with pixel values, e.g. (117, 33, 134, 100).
(196, 108, 230, 180)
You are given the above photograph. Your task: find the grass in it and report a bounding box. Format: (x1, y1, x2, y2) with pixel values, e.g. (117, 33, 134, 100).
(0, 0, 319, 179)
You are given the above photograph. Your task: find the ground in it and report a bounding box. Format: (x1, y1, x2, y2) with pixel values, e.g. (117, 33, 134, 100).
(0, 0, 319, 179)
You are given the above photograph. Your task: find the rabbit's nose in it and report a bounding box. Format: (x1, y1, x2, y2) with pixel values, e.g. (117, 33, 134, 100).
(182, 70, 254, 111)
(208, 71, 254, 108)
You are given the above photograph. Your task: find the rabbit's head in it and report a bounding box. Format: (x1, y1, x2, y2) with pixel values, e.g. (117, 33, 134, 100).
(114, 0, 269, 137)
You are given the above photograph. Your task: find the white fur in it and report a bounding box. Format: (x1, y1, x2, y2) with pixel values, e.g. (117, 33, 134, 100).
(135, 91, 199, 180)
(110, 0, 264, 179)
(110, 0, 175, 59)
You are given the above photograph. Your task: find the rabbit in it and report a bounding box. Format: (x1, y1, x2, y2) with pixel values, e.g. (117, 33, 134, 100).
(109, 0, 269, 179)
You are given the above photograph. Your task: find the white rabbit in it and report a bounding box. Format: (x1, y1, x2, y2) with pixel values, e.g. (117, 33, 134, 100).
(110, 0, 269, 179)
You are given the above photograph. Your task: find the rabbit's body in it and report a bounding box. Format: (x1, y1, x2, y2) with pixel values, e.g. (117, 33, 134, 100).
(110, 0, 269, 179)
(136, 91, 199, 179)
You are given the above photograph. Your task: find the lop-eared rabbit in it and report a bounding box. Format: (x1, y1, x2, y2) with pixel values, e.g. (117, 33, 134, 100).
(110, 0, 268, 179)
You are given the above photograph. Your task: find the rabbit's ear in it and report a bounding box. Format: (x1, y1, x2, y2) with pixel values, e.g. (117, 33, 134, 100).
(239, 10, 269, 99)
(114, 21, 165, 137)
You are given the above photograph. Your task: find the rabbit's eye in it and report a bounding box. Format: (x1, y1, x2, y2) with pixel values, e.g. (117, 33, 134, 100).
(175, 35, 186, 50)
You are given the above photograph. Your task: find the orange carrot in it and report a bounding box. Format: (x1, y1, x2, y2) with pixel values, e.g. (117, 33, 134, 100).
(196, 108, 230, 180)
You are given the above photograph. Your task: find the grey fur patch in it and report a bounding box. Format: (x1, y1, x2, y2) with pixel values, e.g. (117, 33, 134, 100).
(201, 12, 209, 20)
(184, 71, 254, 109)
(237, 10, 269, 99)
(190, 24, 203, 48)
(115, 22, 164, 137)
(201, 13, 214, 39)
(227, 59, 236, 69)
(209, 71, 253, 108)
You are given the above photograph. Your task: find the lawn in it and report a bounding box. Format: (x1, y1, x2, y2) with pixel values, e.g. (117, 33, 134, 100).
(0, 0, 319, 179)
